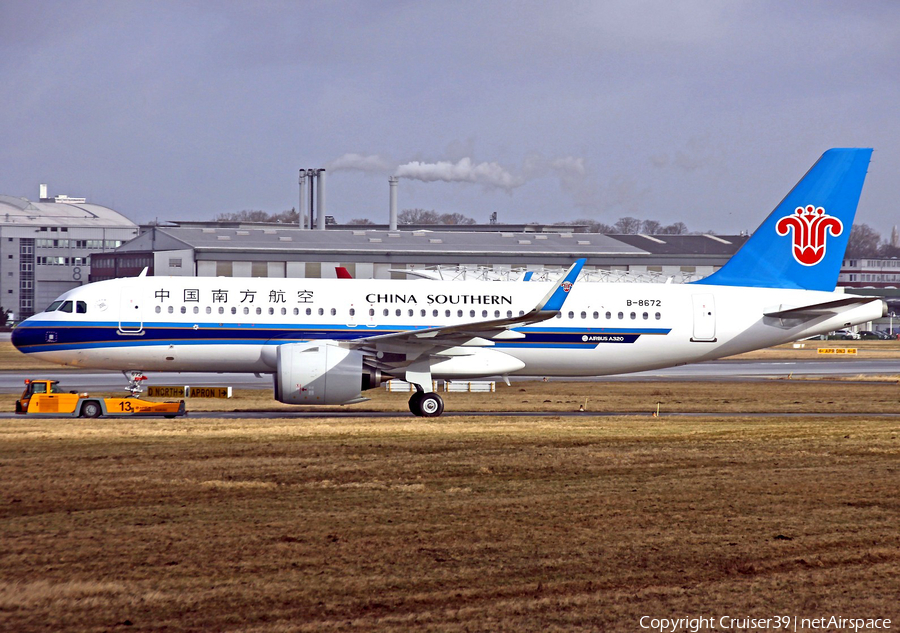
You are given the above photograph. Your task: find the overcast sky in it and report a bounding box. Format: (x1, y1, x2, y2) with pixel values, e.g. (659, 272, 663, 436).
(1, 1, 898, 236)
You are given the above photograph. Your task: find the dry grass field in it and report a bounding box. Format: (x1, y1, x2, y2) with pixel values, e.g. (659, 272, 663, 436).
(2, 380, 899, 632)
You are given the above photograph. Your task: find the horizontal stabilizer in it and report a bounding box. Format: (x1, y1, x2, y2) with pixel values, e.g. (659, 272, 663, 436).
(764, 297, 885, 319)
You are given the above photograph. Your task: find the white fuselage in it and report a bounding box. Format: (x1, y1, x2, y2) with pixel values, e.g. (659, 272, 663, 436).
(13, 275, 883, 378)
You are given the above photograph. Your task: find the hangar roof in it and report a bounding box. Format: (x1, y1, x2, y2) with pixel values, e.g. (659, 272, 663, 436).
(0, 195, 137, 229)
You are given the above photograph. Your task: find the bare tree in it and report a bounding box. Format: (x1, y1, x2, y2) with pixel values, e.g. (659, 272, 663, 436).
(845, 223, 882, 258)
(347, 218, 375, 225)
(658, 222, 688, 235)
(641, 219, 662, 234)
(613, 216, 642, 234)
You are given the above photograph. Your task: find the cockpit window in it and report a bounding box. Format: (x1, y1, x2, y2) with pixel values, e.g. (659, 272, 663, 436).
(76, 301, 87, 314)
(58, 301, 74, 313)
(45, 301, 63, 312)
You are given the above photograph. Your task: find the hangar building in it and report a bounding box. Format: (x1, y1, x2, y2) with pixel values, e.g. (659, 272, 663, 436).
(0, 186, 138, 320)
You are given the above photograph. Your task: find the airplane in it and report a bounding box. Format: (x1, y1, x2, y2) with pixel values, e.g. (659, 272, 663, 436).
(11, 148, 885, 417)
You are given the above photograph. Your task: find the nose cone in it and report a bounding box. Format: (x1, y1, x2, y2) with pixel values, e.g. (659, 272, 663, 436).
(11, 318, 36, 352)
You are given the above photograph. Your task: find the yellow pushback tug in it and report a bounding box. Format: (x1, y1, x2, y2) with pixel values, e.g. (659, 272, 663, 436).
(15, 379, 186, 418)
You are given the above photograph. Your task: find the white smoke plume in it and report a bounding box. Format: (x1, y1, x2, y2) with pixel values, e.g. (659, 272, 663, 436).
(395, 158, 525, 191)
(327, 153, 394, 173)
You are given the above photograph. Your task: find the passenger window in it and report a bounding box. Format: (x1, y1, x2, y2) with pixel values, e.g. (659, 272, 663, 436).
(408, 309, 414, 317)
(457, 310, 463, 317)
(269, 308, 275, 315)
(593, 311, 599, 319)
(76, 301, 87, 313)
(395, 309, 401, 317)
(494, 310, 500, 318)
(568, 311, 574, 319)
(330, 308, 336, 316)
(630, 312, 636, 320)
(369, 308, 375, 317)
(383, 309, 389, 317)
(643, 312, 648, 320)
(349, 308, 356, 317)
(306, 308, 312, 316)
(206, 307, 212, 314)
(180, 306, 186, 314)
(482, 310, 488, 318)
(507, 310, 512, 318)
(256, 307, 262, 315)
(169, 306, 175, 314)
(420, 309, 426, 317)
(59, 301, 73, 313)
(581, 311, 587, 319)
(655, 312, 661, 320)
(606, 311, 611, 319)
(230, 307, 236, 315)
(282, 308, 287, 316)
(155, 306, 161, 314)
(293, 308, 299, 316)
(194, 306, 200, 314)
(244, 307, 250, 315)
(218, 307, 225, 315)
(317, 308, 324, 316)
(617, 312, 623, 319)
(445, 310, 451, 317)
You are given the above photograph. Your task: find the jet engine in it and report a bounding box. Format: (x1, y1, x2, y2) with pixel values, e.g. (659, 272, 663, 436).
(274, 341, 387, 405)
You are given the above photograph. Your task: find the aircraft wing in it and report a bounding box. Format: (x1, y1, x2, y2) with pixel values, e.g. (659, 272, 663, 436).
(764, 296, 886, 320)
(348, 259, 586, 356)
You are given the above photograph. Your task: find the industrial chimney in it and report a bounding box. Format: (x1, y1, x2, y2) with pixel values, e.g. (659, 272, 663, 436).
(389, 176, 398, 231)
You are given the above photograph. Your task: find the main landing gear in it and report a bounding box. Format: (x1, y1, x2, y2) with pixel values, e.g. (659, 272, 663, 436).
(408, 389, 444, 417)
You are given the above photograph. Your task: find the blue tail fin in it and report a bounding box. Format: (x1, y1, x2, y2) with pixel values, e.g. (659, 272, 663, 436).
(694, 148, 872, 291)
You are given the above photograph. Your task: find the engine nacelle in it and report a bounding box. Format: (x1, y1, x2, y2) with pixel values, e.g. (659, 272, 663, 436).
(274, 341, 385, 405)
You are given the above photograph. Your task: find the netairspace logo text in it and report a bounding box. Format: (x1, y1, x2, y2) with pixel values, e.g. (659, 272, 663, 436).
(639, 615, 892, 632)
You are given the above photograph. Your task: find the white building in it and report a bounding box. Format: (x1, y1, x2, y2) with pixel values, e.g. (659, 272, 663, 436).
(0, 186, 138, 320)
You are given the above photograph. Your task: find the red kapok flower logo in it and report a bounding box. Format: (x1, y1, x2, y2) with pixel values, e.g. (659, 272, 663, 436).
(775, 205, 843, 266)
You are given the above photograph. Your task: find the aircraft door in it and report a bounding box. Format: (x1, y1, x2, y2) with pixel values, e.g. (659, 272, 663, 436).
(119, 288, 144, 334)
(691, 294, 716, 342)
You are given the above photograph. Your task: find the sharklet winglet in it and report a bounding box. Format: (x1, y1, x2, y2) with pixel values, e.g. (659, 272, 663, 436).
(536, 258, 585, 313)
